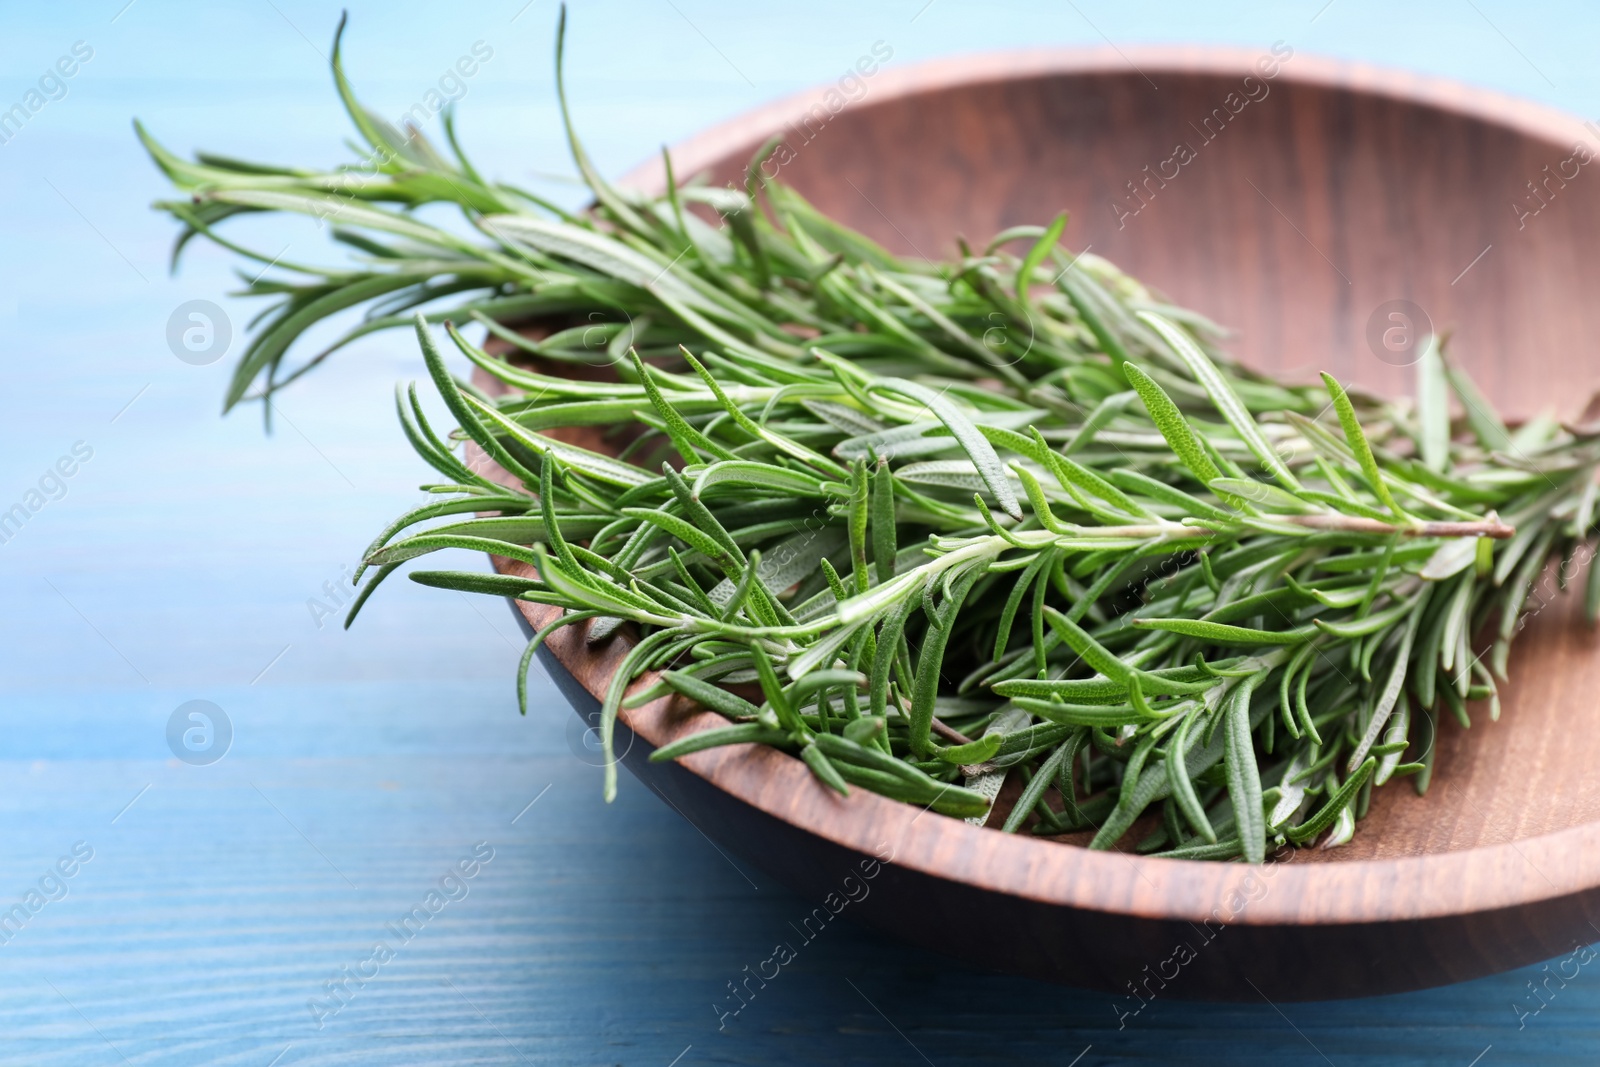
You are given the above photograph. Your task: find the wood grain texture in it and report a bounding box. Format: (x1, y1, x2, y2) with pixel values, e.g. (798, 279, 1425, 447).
(483, 48, 1600, 999)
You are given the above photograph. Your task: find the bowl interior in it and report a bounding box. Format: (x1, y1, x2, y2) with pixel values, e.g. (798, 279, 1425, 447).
(627, 53, 1600, 863)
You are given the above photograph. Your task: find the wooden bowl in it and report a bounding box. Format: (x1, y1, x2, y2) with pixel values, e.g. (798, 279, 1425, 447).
(489, 47, 1600, 1000)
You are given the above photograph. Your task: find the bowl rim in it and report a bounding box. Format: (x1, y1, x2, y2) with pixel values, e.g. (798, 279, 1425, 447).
(511, 45, 1600, 928)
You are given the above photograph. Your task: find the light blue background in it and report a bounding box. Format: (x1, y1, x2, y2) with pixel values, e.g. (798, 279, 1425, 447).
(0, 1, 1593, 1063)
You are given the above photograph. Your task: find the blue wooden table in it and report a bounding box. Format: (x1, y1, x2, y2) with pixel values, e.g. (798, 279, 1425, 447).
(3, 1, 1597, 1062)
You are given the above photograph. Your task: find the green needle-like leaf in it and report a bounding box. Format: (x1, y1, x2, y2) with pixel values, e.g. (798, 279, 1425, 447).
(1140, 310, 1301, 490)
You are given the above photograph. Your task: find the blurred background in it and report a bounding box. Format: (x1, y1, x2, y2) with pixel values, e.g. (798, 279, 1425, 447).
(2, 1, 1597, 1063)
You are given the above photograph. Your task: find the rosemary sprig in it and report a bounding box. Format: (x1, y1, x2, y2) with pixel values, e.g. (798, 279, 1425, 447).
(144, 12, 1600, 860)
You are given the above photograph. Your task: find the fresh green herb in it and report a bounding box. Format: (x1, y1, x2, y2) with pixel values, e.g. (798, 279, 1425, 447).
(142, 11, 1600, 860)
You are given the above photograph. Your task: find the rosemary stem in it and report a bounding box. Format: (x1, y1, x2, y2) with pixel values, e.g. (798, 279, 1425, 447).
(1274, 515, 1515, 539)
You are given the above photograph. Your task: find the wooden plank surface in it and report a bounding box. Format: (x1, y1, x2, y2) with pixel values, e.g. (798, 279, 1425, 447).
(2, 0, 1598, 1061)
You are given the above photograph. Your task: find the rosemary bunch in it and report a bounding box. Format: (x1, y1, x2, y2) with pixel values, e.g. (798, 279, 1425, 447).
(145, 14, 1600, 860)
